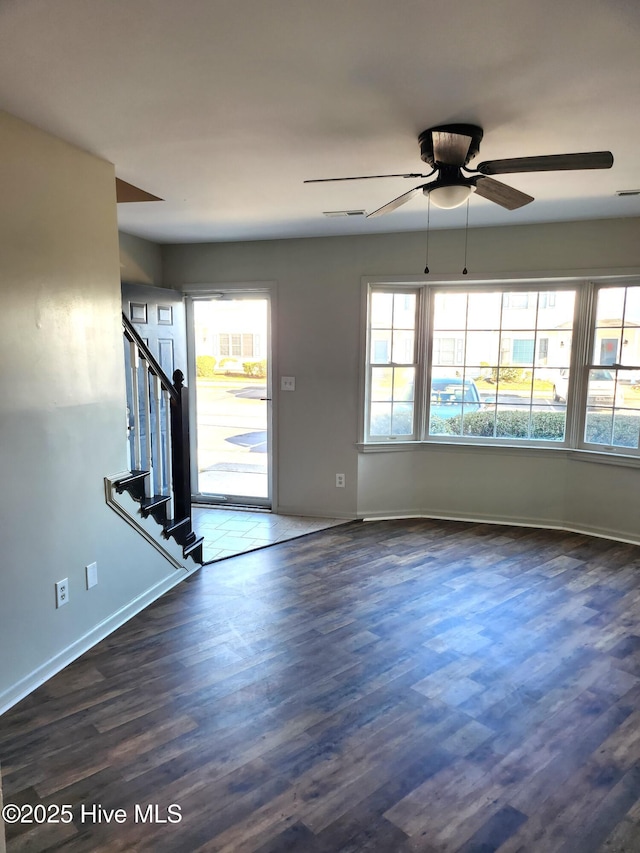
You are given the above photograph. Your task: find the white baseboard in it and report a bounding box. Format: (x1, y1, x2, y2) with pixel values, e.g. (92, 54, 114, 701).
(359, 509, 640, 548)
(274, 505, 355, 521)
(0, 564, 200, 716)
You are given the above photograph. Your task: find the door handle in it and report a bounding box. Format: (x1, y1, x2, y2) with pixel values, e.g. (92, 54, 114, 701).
(260, 397, 272, 401)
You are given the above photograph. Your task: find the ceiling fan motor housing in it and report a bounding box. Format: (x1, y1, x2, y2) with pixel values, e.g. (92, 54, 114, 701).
(419, 123, 484, 167)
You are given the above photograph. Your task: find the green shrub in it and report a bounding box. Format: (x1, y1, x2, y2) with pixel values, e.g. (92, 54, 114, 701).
(585, 412, 639, 448)
(431, 409, 567, 441)
(243, 360, 267, 378)
(196, 355, 216, 378)
(489, 367, 531, 384)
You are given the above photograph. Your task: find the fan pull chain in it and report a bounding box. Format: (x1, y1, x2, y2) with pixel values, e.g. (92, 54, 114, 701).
(424, 195, 431, 274)
(462, 198, 470, 275)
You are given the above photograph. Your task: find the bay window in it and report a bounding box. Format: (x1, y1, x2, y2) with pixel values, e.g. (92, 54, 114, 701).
(364, 279, 640, 458)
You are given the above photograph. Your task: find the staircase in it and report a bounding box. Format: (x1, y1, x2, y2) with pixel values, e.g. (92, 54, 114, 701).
(113, 469, 203, 564)
(106, 314, 203, 567)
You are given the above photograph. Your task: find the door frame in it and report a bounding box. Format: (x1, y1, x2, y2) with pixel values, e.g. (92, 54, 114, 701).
(184, 281, 278, 510)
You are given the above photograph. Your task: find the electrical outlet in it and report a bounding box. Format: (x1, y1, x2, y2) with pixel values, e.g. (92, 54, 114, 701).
(86, 562, 98, 589)
(336, 473, 346, 488)
(55, 578, 69, 608)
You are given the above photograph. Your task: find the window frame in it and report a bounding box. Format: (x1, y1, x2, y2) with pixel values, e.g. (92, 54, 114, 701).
(362, 276, 640, 460)
(579, 282, 640, 455)
(364, 287, 423, 442)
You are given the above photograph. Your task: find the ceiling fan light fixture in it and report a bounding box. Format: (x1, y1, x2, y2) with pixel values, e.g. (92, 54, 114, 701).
(427, 183, 475, 209)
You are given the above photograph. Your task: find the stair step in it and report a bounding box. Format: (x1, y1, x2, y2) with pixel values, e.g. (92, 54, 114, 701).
(111, 471, 203, 565)
(183, 536, 204, 561)
(114, 470, 148, 500)
(140, 494, 171, 511)
(164, 516, 191, 545)
(140, 494, 171, 524)
(164, 516, 190, 536)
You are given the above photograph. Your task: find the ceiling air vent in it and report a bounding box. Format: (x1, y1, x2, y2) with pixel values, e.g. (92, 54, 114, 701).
(322, 210, 366, 217)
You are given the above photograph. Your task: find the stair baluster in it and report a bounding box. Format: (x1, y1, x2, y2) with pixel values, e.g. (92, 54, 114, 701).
(116, 314, 203, 564)
(128, 339, 143, 471)
(140, 354, 153, 496)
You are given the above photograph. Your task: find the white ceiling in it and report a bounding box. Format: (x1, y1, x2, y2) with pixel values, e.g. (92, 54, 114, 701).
(1, 0, 639, 243)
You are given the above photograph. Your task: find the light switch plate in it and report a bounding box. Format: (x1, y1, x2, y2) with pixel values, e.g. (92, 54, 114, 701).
(86, 562, 98, 589)
(281, 376, 296, 391)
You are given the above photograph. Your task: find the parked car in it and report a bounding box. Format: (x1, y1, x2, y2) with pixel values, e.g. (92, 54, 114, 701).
(430, 377, 482, 420)
(553, 368, 623, 406)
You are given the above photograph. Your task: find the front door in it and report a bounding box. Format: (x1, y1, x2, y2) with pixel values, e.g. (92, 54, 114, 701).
(121, 282, 187, 378)
(190, 294, 272, 508)
(121, 283, 188, 485)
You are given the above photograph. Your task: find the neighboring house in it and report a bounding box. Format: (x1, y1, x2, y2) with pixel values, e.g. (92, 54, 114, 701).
(196, 300, 266, 368)
(432, 290, 575, 374)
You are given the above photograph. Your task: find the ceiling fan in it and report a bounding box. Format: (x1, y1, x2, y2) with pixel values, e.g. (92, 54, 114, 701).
(304, 124, 613, 216)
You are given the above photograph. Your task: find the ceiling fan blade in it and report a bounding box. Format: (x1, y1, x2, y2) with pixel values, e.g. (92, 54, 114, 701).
(476, 151, 614, 176)
(116, 178, 163, 203)
(474, 177, 534, 210)
(304, 171, 433, 183)
(367, 186, 424, 218)
(433, 131, 472, 166)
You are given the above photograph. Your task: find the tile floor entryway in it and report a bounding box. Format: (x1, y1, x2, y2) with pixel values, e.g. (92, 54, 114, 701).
(192, 505, 348, 562)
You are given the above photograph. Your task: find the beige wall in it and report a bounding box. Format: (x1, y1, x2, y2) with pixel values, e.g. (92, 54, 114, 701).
(163, 217, 640, 539)
(119, 231, 164, 287)
(0, 112, 184, 712)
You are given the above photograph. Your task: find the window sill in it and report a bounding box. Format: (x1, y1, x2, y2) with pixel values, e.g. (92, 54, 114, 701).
(356, 440, 640, 468)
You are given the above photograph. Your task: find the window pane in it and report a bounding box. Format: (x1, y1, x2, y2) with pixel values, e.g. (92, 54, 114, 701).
(625, 287, 640, 325)
(433, 292, 467, 329)
(585, 409, 614, 445)
(621, 288, 640, 365)
(595, 287, 625, 325)
(393, 293, 416, 329)
(370, 330, 391, 364)
(392, 330, 415, 363)
(465, 330, 500, 367)
(393, 367, 415, 402)
(545, 368, 570, 404)
(587, 368, 619, 407)
(534, 332, 571, 368)
(433, 334, 464, 366)
(391, 403, 414, 436)
(594, 331, 621, 366)
(496, 406, 531, 439)
(369, 403, 392, 436)
(464, 407, 495, 437)
(370, 292, 393, 328)
(502, 292, 537, 329)
(467, 292, 501, 330)
(612, 410, 640, 449)
(497, 367, 533, 394)
(531, 407, 566, 441)
(371, 367, 393, 401)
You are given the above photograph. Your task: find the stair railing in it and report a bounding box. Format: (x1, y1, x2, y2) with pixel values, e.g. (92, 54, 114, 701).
(122, 313, 192, 525)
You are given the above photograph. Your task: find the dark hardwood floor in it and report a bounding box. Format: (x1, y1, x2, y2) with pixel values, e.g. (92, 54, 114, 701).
(3, 518, 640, 852)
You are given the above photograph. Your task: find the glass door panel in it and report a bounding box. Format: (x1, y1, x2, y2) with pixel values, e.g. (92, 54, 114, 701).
(192, 296, 270, 506)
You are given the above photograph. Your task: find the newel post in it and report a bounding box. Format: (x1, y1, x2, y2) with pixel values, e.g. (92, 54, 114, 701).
(170, 369, 192, 522)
